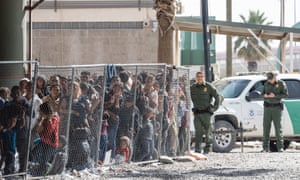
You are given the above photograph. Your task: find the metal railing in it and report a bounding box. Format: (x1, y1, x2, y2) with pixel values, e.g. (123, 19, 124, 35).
(0, 62, 191, 179)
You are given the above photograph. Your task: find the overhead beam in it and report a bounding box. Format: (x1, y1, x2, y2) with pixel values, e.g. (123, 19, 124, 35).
(257, 29, 264, 38)
(175, 18, 300, 42)
(281, 32, 289, 41)
(216, 25, 220, 34)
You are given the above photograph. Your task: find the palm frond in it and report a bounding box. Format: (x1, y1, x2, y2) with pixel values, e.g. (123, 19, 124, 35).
(234, 37, 244, 52)
(234, 10, 272, 61)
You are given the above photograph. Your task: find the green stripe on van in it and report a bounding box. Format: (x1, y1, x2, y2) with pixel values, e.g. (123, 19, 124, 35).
(285, 101, 300, 134)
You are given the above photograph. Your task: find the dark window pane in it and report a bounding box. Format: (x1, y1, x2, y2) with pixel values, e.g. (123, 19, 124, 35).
(284, 80, 300, 99)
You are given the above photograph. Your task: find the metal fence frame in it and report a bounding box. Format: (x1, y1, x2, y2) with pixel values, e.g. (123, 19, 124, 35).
(0, 62, 191, 179)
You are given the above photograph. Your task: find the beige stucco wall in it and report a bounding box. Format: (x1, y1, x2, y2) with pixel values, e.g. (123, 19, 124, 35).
(31, 7, 159, 66)
(32, 28, 159, 66)
(32, 8, 156, 22)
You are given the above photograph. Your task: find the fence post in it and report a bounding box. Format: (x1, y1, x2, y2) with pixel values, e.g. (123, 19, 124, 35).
(240, 122, 244, 153)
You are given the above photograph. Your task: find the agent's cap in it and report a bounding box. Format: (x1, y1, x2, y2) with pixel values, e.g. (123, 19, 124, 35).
(266, 72, 276, 80)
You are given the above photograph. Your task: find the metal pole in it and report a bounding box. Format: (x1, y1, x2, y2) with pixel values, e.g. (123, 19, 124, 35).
(226, 0, 232, 77)
(240, 122, 244, 153)
(28, 0, 32, 62)
(201, 0, 211, 82)
(27, 0, 32, 79)
(94, 66, 107, 165)
(289, 33, 294, 72)
(25, 62, 38, 179)
(280, 0, 285, 73)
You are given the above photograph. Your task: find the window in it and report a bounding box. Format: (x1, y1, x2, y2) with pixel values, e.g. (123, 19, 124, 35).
(283, 79, 300, 99)
(246, 80, 265, 100)
(213, 79, 250, 98)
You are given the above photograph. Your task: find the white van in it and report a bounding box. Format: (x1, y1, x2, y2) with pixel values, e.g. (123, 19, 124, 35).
(211, 73, 300, 152)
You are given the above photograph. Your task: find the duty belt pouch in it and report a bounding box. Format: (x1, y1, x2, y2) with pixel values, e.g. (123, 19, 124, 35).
(192, 108, 198, 115)
(279, 103, 284, 110)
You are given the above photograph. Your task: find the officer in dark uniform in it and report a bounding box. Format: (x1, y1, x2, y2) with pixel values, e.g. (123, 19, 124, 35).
(190, 72, 220, 154)
(262, 72, 288, 152)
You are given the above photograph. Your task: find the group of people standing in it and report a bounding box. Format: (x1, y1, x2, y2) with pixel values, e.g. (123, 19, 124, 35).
(0, 65, 191, 176)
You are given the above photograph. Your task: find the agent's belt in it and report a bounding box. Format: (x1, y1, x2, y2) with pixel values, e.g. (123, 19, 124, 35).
(192, 107, 213, 115)
(263, 102, 282, 107)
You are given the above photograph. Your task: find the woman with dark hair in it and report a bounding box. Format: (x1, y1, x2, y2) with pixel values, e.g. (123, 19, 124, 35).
(105, 82, 123, 162)
(36, 75, 48, 99)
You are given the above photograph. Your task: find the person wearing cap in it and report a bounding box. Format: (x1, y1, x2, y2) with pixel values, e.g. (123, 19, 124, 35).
(190, 71, 220, 154)
(19, 77, 30, 96)
(262, 72, 288, 152)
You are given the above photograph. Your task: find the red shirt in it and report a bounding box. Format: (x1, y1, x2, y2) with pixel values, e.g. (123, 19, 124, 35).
(39, 115, 60, 147)
(116, 147, 130, 162)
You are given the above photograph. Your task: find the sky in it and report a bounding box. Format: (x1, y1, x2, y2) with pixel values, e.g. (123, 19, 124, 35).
(180, 0, 300, 52)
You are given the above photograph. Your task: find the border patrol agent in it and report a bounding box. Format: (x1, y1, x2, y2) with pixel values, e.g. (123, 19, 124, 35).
(190, 72, 220, 154)
(262, 72, 288, 152)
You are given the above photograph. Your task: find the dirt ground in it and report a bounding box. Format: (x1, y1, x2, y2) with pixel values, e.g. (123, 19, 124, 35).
(100, 150, 300, 180)
(28, 142, 300, 180)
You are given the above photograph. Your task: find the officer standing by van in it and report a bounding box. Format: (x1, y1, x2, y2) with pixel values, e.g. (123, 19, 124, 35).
(262, 72, 288, 152)
(190, 72, 220, 154)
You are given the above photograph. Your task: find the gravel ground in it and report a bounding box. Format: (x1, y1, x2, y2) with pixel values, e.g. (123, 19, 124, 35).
(27, 143, 300, 180)
(99, 150, 300, 180)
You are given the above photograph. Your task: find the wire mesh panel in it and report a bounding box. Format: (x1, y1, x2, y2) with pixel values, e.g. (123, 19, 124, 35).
(0, 62, 192, 179)
(159, 65, 191, 157)
(27, 66, 74, 177)
(170, 66, 191, 156)
(69, 65, 106, 169)
(99, 64, 168, 163)
(0, 61, 38, 179)
(30, 65, 107, 176)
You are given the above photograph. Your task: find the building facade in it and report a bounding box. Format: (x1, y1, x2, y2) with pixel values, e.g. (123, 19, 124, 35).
(32, 0, 159, 65)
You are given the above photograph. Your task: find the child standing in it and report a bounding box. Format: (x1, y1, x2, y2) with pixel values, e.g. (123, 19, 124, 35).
(98, 112, 109, 165)
(135, 107, 154, 161)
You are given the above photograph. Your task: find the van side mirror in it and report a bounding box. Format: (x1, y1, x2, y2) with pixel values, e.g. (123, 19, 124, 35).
(246, 91, 261, 102)
(245, 95, 251, 102)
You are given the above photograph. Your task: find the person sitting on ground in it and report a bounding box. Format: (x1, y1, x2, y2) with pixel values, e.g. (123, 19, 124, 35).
(116, 136, 131, 163)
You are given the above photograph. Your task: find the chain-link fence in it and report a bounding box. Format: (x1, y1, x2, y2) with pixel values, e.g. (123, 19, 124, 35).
(163, 66, 191, 157)
(0, 62, 191, 179)
(0, 61, 38, 179)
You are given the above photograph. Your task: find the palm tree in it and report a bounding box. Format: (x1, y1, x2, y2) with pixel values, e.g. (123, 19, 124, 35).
(234, 10, 272, 72)
(154, 0, 176, 65)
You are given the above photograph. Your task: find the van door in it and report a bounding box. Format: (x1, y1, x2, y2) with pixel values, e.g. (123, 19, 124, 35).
(242, 80, 265, 137)
(282, 79, 300, 136)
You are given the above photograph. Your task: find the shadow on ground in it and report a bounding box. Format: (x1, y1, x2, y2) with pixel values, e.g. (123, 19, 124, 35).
(109, 167, 277, 179)
(183, 168, 277, 177)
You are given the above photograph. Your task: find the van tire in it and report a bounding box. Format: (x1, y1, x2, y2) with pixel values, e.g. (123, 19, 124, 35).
(213, 120, 236, 153)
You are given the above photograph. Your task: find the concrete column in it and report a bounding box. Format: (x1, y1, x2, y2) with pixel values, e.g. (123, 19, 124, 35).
(0, 0, 26, 87)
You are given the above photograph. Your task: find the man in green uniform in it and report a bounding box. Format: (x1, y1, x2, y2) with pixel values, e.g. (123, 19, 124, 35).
(190, 72, 220, 154)
(262, 72, 288, 152)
